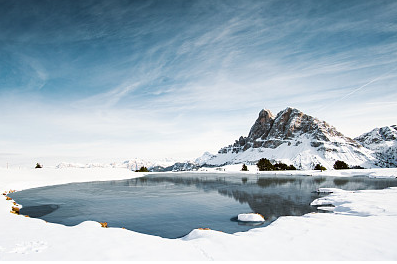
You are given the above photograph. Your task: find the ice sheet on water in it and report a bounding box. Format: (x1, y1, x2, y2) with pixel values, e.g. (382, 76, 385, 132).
(237, 213, 265, 222)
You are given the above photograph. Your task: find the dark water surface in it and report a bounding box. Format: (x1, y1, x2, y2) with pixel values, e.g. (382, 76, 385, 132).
(9, 173, 397, 238)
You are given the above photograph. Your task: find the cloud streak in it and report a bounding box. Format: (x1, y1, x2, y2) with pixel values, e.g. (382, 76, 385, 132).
(1, 0, 396, 165)
(316, 65, 397, 113)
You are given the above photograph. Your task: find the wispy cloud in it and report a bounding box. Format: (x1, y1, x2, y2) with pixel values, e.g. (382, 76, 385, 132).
(1, 0, 396, 165)
(316, 66, 397, 113)
(73, 81, 142, 109)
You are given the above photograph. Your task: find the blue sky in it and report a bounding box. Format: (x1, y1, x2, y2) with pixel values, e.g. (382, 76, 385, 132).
(1, 0, 396, 166)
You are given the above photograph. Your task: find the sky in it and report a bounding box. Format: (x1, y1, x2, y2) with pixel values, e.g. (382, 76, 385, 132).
(1, 0, 396, 167)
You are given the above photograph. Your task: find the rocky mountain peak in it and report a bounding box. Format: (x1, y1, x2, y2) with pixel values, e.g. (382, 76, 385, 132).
(246, 107, 352, 143)
(267, 107, 306, 140)
(355, 125, 397, 167)
(247, 109, 274, 140)
(355, 125, 397, 146)
(211, 107, 373, 169)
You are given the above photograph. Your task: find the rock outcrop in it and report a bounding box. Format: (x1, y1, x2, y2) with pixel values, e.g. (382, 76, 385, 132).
(205, 107, 375, 170)
(355, 125, 397, 167)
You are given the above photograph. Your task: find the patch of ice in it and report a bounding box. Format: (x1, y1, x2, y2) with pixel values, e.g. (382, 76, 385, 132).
(311, 198, 333, 206)
(237, 213, 265, 222)
(317, 206, 335, 211)
(316, 188, 346, 193)
(368, 170, 397, 178)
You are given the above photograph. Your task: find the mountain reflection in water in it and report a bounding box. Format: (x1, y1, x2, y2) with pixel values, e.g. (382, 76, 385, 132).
(113, 173, 397, 222)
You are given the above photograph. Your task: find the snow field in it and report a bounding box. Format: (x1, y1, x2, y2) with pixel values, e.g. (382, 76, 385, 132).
(1, 167, 397, 260)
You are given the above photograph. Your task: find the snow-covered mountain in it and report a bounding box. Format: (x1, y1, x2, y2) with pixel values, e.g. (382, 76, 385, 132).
(57, 109, 395, 171)
(194, 152, 216, 165)
(202, 107, 376, 170)
(355, 125, 397, 168)
(56, 158, 177, 171)
(56, 162, 114, 169)
(56, 158, 201, 172)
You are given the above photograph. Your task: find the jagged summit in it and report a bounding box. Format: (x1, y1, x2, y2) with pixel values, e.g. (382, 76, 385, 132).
(355, 125, 397, 145)
(207, 107, 375, 170)
(355, 125, 397, 167)
(247, 108, 274, 140)
(218, 107, 360, 155)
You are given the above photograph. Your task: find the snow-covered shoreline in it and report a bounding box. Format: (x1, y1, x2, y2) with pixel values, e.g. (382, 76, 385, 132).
(1, 167, 397, 260)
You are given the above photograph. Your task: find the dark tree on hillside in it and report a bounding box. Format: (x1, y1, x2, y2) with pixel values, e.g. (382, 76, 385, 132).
(257, 158, 274, 171)
(136, 166, 149, 172)
(270, 162, 297, 171)
(241, 164, 248, 171)
(35, 163, 42, 169)
(287, 164, 297, 170)
(314, 164, 327, 171)
(274, 162, 288, 170)
(333, 160, 349, 170)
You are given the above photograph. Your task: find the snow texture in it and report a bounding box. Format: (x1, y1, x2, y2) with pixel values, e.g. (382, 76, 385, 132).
(237, 213, 265, 222)
(1, 167, 397, 260)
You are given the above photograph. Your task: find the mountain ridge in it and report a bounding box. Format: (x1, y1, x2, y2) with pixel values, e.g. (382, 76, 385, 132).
(56, 108, 396, 171)
(355, 125, 397, 168)
(202, 107, 377, 170)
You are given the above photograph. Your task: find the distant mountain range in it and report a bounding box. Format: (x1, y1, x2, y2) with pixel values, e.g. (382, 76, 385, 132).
(56, 158, 177, 171)
(57, 107, 396, 171)
(56, 158, 199, 172)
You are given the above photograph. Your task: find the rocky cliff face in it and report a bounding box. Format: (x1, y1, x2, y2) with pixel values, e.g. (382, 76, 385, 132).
(218, 107, 361, 153)
(355, 125, 397, 167)
(206, 107, 375, 169)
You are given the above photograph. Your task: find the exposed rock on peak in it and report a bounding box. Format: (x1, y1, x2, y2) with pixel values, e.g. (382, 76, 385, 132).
(355, 125, 397, 167)
(355, 125, 397, 145)
(208, 107, 375, 170)
(266, 107, 353, 143)
(247, 109, 274, 140)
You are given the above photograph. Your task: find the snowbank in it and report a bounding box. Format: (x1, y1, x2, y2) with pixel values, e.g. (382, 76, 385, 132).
(315, 187, 347, 193)
(237, 213, 265, 222)
(199, 164, 397, 178)
(1, 167, 397, 260)
(0, 167, 140, 191)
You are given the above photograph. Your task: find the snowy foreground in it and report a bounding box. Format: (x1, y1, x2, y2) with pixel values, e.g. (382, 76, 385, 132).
(1, 167, 397, 261)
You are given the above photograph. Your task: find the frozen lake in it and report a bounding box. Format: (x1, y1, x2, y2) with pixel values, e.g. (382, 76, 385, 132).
(9, 173, 397, 238)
